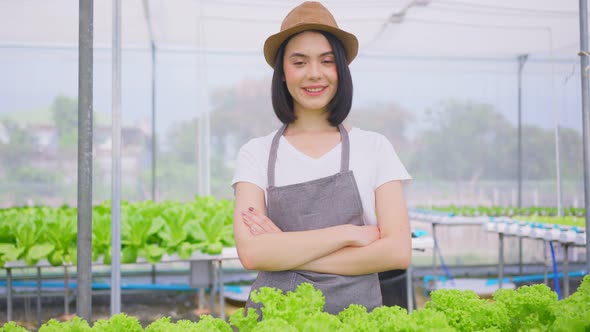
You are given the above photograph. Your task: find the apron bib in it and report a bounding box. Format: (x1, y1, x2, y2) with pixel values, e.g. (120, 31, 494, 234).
(245, 124, 382, 315)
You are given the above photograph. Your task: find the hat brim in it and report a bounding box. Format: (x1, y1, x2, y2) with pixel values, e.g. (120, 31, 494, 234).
(263, 23, 359, 68)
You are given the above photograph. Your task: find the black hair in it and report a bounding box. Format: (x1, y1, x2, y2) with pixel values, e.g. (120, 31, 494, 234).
(270, 30, 353, 126)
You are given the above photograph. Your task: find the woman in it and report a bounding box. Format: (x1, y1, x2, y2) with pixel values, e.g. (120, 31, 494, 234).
(231, 1, 412, 315)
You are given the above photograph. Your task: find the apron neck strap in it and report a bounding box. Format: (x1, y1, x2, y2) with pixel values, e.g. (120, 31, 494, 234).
(267, 124, 287, 188)
(267, 123, 350, 188)
(338, 124, 350, 173)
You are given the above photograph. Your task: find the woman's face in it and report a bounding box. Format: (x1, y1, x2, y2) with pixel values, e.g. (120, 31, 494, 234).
(283, 31, 338, 115)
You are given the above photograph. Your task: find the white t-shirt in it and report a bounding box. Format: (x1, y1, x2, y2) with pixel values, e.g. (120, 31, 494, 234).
(231, 127, 412, 226)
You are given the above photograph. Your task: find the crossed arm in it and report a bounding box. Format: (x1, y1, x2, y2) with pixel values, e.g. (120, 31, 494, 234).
(233, 180, 411, 276)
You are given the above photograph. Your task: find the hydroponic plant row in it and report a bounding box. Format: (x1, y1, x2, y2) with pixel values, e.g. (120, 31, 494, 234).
(0, 196, 234, 268)
(1, 276, 589, 332)
(421, 205, 584, 218)
(412, 207, 586, 230)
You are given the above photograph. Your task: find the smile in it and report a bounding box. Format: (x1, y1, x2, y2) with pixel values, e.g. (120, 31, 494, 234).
(304, 87, 324, 92)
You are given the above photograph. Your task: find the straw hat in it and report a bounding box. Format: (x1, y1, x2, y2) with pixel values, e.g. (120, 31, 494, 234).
(263, 1, 359, 67)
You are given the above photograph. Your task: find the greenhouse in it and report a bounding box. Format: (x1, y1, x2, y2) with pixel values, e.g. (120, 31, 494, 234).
(0, 0, 589, 331)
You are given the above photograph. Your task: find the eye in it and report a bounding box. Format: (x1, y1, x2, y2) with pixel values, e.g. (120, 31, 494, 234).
(290, 59, 305, 66)
(322, 58, 335, 64)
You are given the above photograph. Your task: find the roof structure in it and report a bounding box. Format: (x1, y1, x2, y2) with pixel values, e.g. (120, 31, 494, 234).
(0, 0, 583, 59)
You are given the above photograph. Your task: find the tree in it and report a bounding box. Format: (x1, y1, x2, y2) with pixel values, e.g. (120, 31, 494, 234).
(51, 95, 78, 152)
(347, 102, 414, 162)
(210, 77, 280, 158)
(410, 100, 515, 181)
(0, 119, 36, 167)
(558, 126, 583, 181)
(0, 119, 64, 205)
(164, 120, 198, 163)
(521, 125, 556, 180)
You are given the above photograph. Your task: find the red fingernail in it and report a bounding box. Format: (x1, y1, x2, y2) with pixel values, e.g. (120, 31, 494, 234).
(248, 207, 254, 212)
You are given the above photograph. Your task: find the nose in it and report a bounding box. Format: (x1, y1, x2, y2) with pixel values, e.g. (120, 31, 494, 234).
(307, 60, 321, 80)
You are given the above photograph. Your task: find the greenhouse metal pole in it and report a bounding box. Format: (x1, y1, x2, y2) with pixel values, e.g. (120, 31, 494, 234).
(196, 0, 210, 196)
(142, 0, 157, 202)
(111, 0, 122, 315)
(195, 1, 211, 310)
(77, 0, 93, 321)
(555, 124, 563, 217)
(517, 55, 528, 208)
(150, 37, 156, 201)
(579, 0, 590, 274)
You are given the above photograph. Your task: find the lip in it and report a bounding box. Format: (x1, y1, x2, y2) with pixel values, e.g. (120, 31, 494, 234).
(301, 85, 327, 96)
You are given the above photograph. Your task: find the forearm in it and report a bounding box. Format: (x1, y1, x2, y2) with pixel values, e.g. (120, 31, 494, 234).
(233, 183, 382, 273)
(237, 225, 354, 271)
(295, 236, 411, 275)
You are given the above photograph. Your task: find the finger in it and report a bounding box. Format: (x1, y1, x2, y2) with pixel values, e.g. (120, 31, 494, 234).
(248, 208, 281, 232)
(250, 223, 260, 235)
(241, 212, 266, 235)
(247, 213, 274, 233)
(245, 208, 273, 231)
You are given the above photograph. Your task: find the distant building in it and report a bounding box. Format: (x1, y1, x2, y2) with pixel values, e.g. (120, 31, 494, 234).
(32, 124, 59, 154)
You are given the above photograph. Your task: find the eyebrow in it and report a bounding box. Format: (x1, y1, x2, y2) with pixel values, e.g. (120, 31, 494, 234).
(288, 51, 334, 59)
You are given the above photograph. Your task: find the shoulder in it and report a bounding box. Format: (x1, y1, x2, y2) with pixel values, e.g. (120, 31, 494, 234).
(350, 127, 412, 182)
(350, 127, 392, 149)
(238, 130, 277, 156)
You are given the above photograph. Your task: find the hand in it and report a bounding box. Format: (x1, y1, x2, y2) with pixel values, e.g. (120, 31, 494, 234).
(241, 207, 282, 236)
(347, 225, 380, 247)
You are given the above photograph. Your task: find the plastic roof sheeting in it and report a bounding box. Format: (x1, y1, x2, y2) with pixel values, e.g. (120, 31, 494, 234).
(0, 0, 583, 58)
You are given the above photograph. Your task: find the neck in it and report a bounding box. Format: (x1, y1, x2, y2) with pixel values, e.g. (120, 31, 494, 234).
(289, 108, 336, 133)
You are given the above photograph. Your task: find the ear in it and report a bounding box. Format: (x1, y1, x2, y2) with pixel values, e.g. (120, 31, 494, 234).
(282, 75, 286, 82)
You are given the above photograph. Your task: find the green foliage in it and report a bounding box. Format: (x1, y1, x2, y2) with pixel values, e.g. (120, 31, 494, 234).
(92, 205, 112, 264)
(144, 317, 177, 332)
(92, 313, 143, 332)
(426, 288, 510, 331)
(2, 278, 590, 331)
(249, 283, 325, 323)
(38, 317, 91, 332)
(338, 304, 374, 331)
(186, 196, 234, 255)
(145, 316, 232, 332)
(50, 95, 79, 151)
(250, 318, 298, 332)
(550, 275, 590, 332)
(0, 321, 29, 332)
(493, 284, 558, 330)
(426, 205, 585, 218)
(9, 208, 55, 266)
(0, 196, 235, 267)
(413, 101, 515, 181)
(300, 312, 352, 332)
(513, 216, 586, 229)
(366, 305, 410, 332)
(229, 308, 259, 332)
(0, 119, 36, 166)
(406, 308, 454, 332)
(44, 206, 78, 266)
(192, 315, 233, 332)
(405, 100, 584, 181)
(174, 320, 202, 331)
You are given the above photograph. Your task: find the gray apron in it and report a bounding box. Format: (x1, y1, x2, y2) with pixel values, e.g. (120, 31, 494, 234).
(245, 124, 382, 316)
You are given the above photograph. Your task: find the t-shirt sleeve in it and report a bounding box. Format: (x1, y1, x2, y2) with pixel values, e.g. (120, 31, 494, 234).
(231, 140, 267, 192)
(374, 134, 412, 188)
